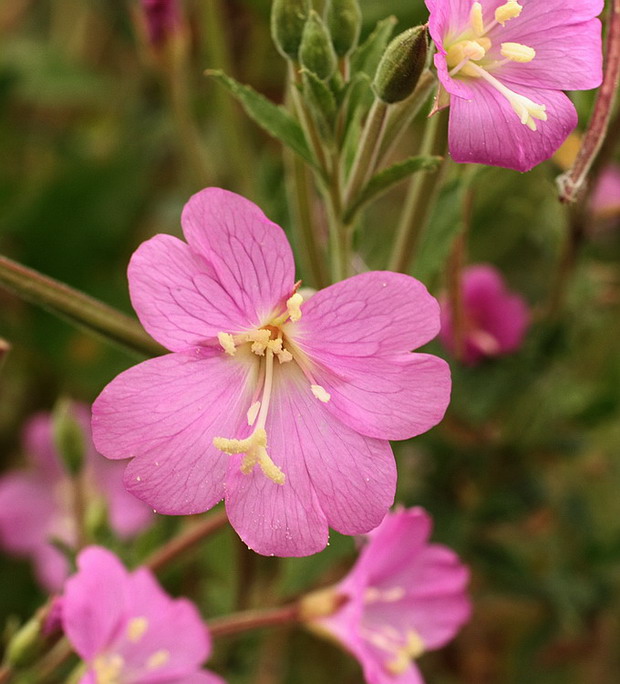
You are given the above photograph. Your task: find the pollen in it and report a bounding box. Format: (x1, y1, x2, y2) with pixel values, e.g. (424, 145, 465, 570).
(469, 2, 484, 36)
(385, 630, 425, 675)
(310, 384, 331, 403)
(126, 616, 149, 642)
(501, 42, 536, 63)
(93, 654, 124, 684)
(286, 292, 304, 322)
(248, 329, 271, 355)
(495, 1, 522, 25)
(217, 332, 237, 356)
(213, 428, 267, 455)
(146, 650, 170, 670)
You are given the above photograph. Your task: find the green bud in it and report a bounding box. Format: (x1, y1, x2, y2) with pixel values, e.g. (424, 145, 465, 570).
(52, 398, 86, 477)
(325, 0, 362, 58)
(271, 0, 310, 61)
(373, 25, 428, 104)
(299, 10, 338, 81)
(4, 617, 43, 668)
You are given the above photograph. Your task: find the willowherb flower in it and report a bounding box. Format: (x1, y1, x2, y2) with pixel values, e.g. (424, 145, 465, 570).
(305, 507, 471, 684)
(92, 188, 450, 557)
(439, 263, 529, 365)
(426, 0, 603, 171)
(62, 546, 224, 684)
(0, 405, 152, 591)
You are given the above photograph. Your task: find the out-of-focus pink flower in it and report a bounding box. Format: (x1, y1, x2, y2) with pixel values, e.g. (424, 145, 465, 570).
(440, 264, 529, 365)
(62, 546, 224, 684)
(92, 188, 451, 558)
(590, 165, 620, 218)
(0, 405, 152, 591)
(141, 0, 181, 47)
(426, 0, 603, 171)
(308, 508, 471, 684)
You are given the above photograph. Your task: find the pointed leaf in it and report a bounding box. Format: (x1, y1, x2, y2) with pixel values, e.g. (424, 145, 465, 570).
(344, 155, 442, 221)
(206, 69, 318, 170)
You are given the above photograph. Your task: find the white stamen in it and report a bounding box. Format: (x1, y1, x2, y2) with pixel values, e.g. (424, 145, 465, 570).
(500, 42, 536, 63)
(146, 650, 170, 669)
(470, 2, 484, 36)
(247, 401, 261, 426)
(286, 292, 303, 322)
(310, 384, 331, 403)
(495, 1, 523, 25)
(218, 332, 236, 356)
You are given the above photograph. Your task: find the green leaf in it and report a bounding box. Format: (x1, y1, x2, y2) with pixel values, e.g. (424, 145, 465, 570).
(345, 155, 442, 221)
(413, 177, 465, 283)
(301, 68, 337, 142)
(206, 69, 317, 170)
(350, 16, 397, 78)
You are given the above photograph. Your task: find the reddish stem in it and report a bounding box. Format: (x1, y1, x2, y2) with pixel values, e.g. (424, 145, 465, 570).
(208, 603, 299, 639)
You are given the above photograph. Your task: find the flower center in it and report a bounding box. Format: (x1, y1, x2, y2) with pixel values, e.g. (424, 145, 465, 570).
(360, 623, 426, 675)
(444, 1, 547, 131)
(213, 290, 330, 485)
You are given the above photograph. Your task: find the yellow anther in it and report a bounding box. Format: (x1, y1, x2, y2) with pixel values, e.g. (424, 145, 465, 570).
(286, 292, 303, 322)
(501, 42, 535, 63)
(446, 40, 486, 69)
(247, 401, 261, 426)
(146, 650, 170, 669)
(93, 654, 124, 684)
(217, 332, 236, 356)
(477, 37, 492, 52)
(469, 2, 484, 36)
(248, 329, 271, 355)
(276, 348, 293, 363)
(213, 428, 267, 455)
(126, 616, 148, 643)
(310, 384, 331, 403)
(495, 1, 522, 25)
(384, 631, 425, 675)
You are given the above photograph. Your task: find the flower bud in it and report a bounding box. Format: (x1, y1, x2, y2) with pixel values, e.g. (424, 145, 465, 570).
(325, 0, 362, 58)
(271, 0, 311, 61)
(52, 399, 86, 477)
(373, 25, 428, 104)
(299, 10, 338, 81)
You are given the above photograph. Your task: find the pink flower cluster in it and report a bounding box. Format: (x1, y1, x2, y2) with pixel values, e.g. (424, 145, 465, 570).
(0, 405, 152, 590)
(92, 188, 451, 558)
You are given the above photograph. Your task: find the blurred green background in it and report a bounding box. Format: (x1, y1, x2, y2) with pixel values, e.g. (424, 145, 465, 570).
(1, 1, 620, 682)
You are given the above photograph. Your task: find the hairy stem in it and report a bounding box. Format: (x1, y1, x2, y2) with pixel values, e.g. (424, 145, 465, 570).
(0, 255, 164, 358)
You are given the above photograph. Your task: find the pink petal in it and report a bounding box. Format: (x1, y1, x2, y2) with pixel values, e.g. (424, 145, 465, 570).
(181, 188, 296, 325)
(448, 81, 578, 171)
(116, 567, 209, 680)
(33, 544, 70, 593)
(128, 234, 255, 352)
(308, 352, 451, 440)
(22, 414, 63, 479)
(62, 547, 129, 660)
(484, 0, 604, 33)
(296, 272, 441, 357)
(495, 20, 603, 91)
(591, 166, 620, 215)
(178, 674, 227, 684)
(92, 351, 257, 515)
(0, 474, 54, 554)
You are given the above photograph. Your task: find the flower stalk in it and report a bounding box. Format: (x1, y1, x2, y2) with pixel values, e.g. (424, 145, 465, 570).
(208, 603, 300, 639)
(0, 255, 164, 358)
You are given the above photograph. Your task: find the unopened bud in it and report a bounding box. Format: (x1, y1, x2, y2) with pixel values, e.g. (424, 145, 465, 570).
(299, 10, 338, 81)
(5, 616, 43, 668)
(373, 25, 428, 104)
(325, 0, 362, 58)
(52, 399, 86, 477)
(271, 0, 311, 61)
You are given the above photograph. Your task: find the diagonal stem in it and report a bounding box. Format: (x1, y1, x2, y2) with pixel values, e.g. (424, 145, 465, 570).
(0, 255, 164, 358)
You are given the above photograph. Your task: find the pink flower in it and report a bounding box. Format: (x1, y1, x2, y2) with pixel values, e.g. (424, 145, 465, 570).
(0, 405, 152, 591)
(62, 546, 224, 684)
(141, 0, 181, 47)
(309, 508, 471, 684)
(426, 0, 603, 171)
(439, 264, 529, 365)
(92, 188, 450, 557)
(590, 165, 620, 218)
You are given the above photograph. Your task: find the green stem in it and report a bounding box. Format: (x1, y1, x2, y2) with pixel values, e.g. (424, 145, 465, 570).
(0, 255, 164, 358)
(325, 158, 350, 282)
(144, 509, 229, 573)
(208, 603, 299, 639)
(388, 109, 447, 273)
(344, 97, 389, 208)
